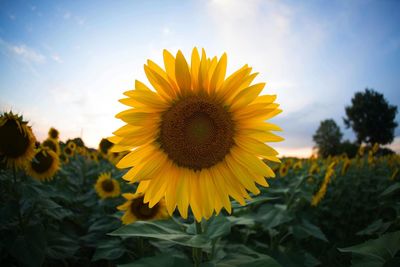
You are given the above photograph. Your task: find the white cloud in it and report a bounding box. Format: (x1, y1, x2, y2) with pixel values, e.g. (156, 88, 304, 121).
(11, 44, 46, 63)
(51, 54, 63, 63)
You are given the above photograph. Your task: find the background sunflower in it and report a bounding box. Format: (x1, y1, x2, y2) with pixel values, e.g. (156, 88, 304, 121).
(25, 147, 59, 181)
(95, 172, 121, 199)
(117, 193, 169, 224)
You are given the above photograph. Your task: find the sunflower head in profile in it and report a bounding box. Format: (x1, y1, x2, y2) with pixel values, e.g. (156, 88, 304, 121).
(26, 147, 59, 181)
(48, 127, 59, 140)
(95, 172, 121, 199)
(99, 138, 114, 155)
(42, 138, 60, 155)
(117, 193, 169, 224)
(110, 48, 283, 221)
(0, 111, 36, 169)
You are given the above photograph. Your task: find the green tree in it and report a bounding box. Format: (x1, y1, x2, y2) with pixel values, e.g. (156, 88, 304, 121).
(344, 88, 398, 145)
(313, 119, 343, 158)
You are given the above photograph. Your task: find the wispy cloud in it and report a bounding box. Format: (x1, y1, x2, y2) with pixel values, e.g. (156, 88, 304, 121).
(10, 44, 46, 63)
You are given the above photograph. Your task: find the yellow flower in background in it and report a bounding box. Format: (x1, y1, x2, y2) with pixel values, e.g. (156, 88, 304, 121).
(309, 163, 320, 175)
(278, 163, 289, 177)
(117, 193, 169, 224)
(341, 158, 351, 175)
(110, 48, 283, 221)
(89, 151, 99, 162)
(311, 162, 336, 206)
(42, 138, 60, 155)
(293, 161, 303, 171)
(372, 143, 379, 154)
(95, 172, 121, 199)
(48, 127, 59, 140)
(0, 112, 36, 169)
(358, 145, 365, 157)
(64, 146, 74, 157)
(26, 147, 59, 181)
(67, 141, 77, 151)
(368, 151, 374, 165)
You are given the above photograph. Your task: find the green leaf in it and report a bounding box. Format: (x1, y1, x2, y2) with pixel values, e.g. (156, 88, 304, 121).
(356, 219, 391, 236)
(10, 224, 46, 267)
(118, 252, 192, 267)
(110, 219, 211, 248)
(227, 216, 255, 227)
(46, 233, 80, 260)
(339, 231, 400, 266)
(92, 238, 125, 261)
(293, 219, 328, 242)
(217, 245, 281, 267)
(204, 215, 231, 240)
(256, 204, 293, 229)
(379, 183, 400, 197)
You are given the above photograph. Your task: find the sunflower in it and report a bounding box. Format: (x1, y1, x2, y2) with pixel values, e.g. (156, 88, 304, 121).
(89, 151, 99, 162)
(0, 111, 36, 169)
(42, 138, 60, 155)
(341, 158, 351, 175)
(117, 193, 169, 224)
(293, 161, 303, 171)
(279, 163, 289, 177)
(99, 138, 114, 155)
(309, 163, 320, 175)
(48, 127, 59, 140)
(95, 172, 121, 199)
(110, 48, 283, 221)
(67, 141, 76, 151)
(59, 153, 69, 164)
(311, 162, 336, 206)
(26, 147, 59, 181)
(63, 145, 74, 157)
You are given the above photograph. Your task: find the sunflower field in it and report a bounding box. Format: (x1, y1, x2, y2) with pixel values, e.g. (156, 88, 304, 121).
(1, 49, 400, 267)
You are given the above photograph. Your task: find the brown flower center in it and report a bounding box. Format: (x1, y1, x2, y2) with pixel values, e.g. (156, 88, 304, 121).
(31, 150, 54, 173)
(0, 119, 30, 158)
(130, 196, 159, 220)
(158, 96, 235, 171)
(101, 179, 115, 192)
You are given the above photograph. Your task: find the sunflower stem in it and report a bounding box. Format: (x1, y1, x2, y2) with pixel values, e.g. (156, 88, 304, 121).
(193, 220, 203, 267)
(138, 237, 144, 257)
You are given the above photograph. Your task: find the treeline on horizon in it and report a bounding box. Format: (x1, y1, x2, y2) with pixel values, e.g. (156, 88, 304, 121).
(313, 88, 398, 158)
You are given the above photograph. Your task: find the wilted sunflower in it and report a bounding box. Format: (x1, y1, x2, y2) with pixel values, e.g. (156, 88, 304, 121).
(110, 48, 283, 221)
(95, 172, 120, 198)
(48, 127, 59, 139)
(42, 138, 60, 155)
(0, 112, 36, 169)
(117, 193, 169, 224)
(26, 147, 59, 181)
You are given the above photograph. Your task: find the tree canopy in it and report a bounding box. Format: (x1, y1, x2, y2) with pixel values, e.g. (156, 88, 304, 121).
(313, 119, 343, 158)
(344, 88, 398, 145)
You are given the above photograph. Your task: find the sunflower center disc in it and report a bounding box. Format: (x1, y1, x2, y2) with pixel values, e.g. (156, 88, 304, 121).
(0, 120, 30, 158)
(130, 197, 159, 220)
(31, 150, 54, 173)
(159, 96, 235, 171)
(101, 179, 115, 192)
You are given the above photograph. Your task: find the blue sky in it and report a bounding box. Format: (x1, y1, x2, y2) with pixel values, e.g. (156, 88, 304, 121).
(1, 0, 399, 156)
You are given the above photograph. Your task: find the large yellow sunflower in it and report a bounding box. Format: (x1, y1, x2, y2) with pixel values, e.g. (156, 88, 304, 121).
(0, 112, 36, 169)
(26, 147, 59, 181)
(117, 193, 169, 224)
(95, 172, 121, 198)
(110, 48, 283, 221)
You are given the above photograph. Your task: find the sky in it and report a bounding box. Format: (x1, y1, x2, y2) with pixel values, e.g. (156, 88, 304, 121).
(1, 0, 399, 157)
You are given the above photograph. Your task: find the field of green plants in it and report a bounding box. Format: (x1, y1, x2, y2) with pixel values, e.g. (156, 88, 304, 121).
(1, 133, 399, 267)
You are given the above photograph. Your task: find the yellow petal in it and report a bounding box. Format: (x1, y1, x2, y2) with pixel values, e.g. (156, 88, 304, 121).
(225, 154, 260, 194)
(144, 64, 176, 101)
(191, 47, 200, 92)
(163, 49, 176, 81)
(175, 50, 192, 96)
(176, 168, 190, 218)
(189, 170, 203, 222)
(209, 53, 227, 93)
(230, 83, 266, 111)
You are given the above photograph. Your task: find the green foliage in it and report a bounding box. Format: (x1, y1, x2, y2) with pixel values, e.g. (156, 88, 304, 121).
(344, 88, 398, 145)
(1, 147, 399, 267)
(313, 119, 343, 158)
